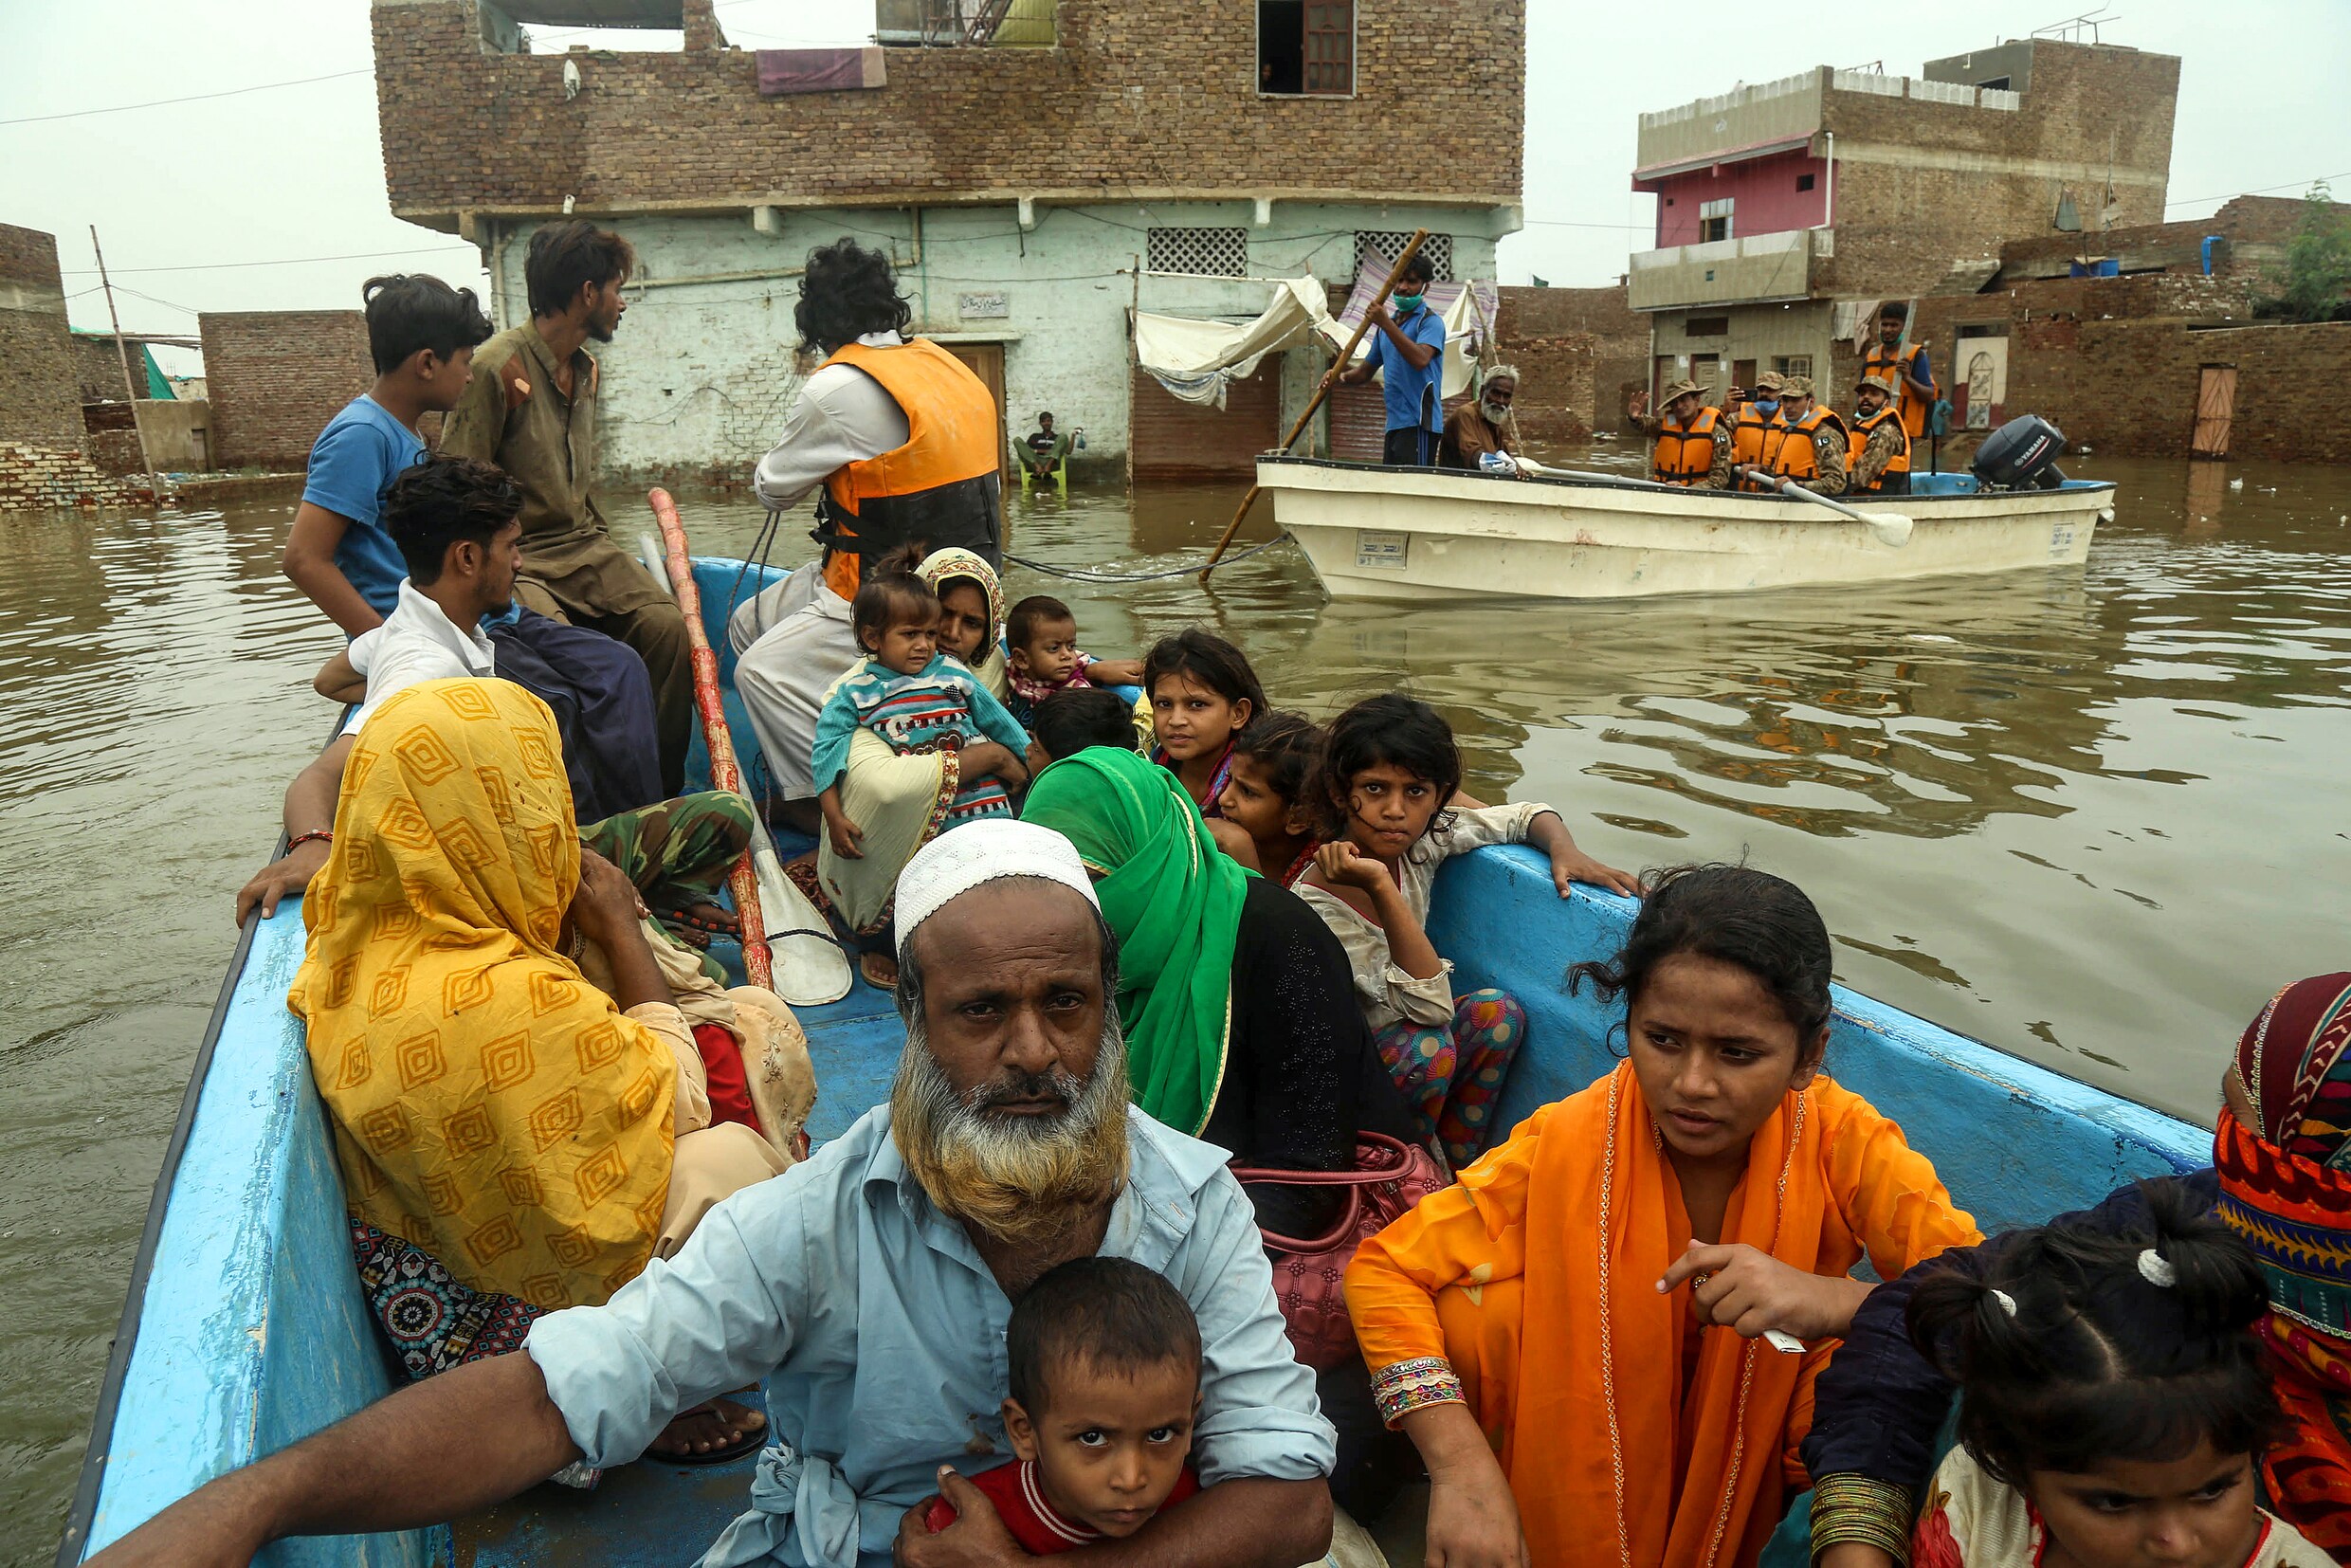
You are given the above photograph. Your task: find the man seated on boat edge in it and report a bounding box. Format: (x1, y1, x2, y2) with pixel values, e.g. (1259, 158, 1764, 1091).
(1436, 364, 1527, 476)
(728, 238, 1006, 838)
(1626, 378, 1734, 489)
(438, 220, 701, 799)
(120, 820, 1337, 1568)
(237, 456, 733, 961)
(1844, 374, 1914, 497)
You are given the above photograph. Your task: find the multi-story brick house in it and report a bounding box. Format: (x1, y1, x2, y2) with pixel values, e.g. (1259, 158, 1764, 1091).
(1626, 38, 2179, 410)
(371, 0, 1526, 483)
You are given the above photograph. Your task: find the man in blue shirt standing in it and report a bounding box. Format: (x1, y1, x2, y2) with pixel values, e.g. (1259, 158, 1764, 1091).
(1340, 252, 1446, 466)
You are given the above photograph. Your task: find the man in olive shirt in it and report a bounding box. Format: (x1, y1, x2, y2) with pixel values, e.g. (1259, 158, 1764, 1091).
(440, 222, 695, 793)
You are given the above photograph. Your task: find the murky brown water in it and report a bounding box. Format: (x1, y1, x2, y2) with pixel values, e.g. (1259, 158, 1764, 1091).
(3, 449, 2347, 1556)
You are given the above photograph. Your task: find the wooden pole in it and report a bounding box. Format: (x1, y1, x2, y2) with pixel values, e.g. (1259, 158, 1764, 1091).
(648, 487, 774, 991)
(1197, 227, 1430, 584)
(89, 227, 163, 505)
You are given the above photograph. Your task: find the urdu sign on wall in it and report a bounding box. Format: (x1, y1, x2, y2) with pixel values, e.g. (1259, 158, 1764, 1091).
(957, 291, 1011, 319)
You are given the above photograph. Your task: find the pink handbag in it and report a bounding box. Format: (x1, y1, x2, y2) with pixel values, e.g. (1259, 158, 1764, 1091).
(1230, 1132, 1450, 1370)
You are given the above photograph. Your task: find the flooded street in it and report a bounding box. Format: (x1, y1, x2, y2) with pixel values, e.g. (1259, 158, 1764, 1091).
(2, 449, 2348, 1554)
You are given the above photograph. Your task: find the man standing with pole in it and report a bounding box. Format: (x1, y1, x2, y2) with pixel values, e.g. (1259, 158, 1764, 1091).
(88, 228, 162, 505)
(1339, 250, 1447, 466)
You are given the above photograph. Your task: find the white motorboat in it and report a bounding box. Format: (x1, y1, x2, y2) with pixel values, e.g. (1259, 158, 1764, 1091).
(1261, 455, 2114, 602)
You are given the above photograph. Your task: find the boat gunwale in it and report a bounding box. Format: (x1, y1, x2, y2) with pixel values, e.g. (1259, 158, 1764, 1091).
(54, 855, 273, 1568)
(1256, 451, 2119, 505)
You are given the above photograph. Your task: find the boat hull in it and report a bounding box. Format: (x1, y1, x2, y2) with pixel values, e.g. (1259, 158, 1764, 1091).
(1266, 457, 2111, 601)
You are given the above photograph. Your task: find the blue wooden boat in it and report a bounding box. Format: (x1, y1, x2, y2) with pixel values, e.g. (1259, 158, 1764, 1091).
(56, 558, 2210, 1567)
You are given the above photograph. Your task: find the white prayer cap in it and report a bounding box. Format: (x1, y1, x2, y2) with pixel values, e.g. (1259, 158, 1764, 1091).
(893, 819, 1100, 957)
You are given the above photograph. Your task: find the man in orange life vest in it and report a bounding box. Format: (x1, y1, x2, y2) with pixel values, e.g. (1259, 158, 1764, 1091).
(1846, 373, 1913, 495)
(1626, 378, 1732, 488)
(729, 239, 1004, 820)
(1861, 302, 1938, 441)
(1733, 374, 1849, 495)
(1726, 369, 1784, 490)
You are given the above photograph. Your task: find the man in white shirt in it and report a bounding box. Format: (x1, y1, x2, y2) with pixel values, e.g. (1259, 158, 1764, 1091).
(729, 240, 1003, 830)
(239, 456, 531, 921)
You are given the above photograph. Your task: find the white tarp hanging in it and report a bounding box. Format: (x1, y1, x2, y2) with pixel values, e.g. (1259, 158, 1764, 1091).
(1134, 276, 1332, 410)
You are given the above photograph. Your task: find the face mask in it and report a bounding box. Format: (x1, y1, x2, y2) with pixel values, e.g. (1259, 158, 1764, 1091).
(1393, 293, 1425, 313)
(1753, 399, 1779, 416)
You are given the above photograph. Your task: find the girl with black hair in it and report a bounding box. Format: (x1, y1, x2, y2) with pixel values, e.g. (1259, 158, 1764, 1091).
(1344, 864, 1979, 1568)
(1904, 1187, 2326, 1567)
(1212, 710, 1326, 884)
(1297, 693, 1635, 1166)
(1140, 629, 1266, 814)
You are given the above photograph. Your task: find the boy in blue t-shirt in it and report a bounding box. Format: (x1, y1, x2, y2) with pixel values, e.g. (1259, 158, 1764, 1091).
(284, 275, 493, 634)
(1339, 250, 1447, 467)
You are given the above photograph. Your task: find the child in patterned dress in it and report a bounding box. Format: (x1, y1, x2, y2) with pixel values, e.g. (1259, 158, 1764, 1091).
(813, 558, 1032, 862)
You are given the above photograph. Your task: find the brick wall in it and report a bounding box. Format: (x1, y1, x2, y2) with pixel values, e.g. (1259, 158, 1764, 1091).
(0, 224, 83, 446)
(1820, 42, 2179, 298)
(198, 310, 373, 470)
(372, 0, 1524, 224)
(0, 440, 168, 512)
(1492, 283, 1649, 439)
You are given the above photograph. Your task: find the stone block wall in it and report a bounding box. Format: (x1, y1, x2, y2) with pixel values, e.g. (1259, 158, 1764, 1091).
(372, 0, 1524, 225)
(198, 311, 373, 470)
(0, 224, 83, 446)
(0, 441, 167, 512)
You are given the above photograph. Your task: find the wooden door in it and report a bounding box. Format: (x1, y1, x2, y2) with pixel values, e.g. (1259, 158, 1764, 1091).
(941, 341, 1010, 486)
(1130, 359, 1285, 480)
(2191, 365, 2235, 459)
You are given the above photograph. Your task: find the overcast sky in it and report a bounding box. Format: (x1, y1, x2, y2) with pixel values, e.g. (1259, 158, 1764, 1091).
(6, 0, 2345, 374)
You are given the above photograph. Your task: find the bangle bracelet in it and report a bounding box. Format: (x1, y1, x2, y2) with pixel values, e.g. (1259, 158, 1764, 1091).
(288, 830, 334, 851)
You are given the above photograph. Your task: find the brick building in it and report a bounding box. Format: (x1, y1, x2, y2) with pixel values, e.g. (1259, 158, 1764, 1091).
(1628, 38, 2178, 407)
(0, 223, 84, 447)
(197, 310, 374, 470)
(371, 0, 1525, 481)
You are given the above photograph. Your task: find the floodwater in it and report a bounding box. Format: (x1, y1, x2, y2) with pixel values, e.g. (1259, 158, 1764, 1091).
(2, 448, 2348, 1556)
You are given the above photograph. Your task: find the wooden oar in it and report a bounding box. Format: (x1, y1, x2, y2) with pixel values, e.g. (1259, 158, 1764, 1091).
(648, 487, 774, 991)
(1198, 227, 1431, 584)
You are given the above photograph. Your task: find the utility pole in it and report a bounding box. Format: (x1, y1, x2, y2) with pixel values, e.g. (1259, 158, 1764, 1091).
(89, 226, 164, 506)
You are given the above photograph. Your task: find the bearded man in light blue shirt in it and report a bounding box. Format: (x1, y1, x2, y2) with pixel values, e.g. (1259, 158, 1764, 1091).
(86, 820, 1337, 1568)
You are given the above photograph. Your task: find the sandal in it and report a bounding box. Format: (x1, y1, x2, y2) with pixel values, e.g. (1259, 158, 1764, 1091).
(858, 951, 899, 991)
(648, 1396, 767, 1467)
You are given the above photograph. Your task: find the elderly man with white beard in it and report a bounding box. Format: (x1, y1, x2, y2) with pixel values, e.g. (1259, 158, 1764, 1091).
(83, 819, 1338, 1568)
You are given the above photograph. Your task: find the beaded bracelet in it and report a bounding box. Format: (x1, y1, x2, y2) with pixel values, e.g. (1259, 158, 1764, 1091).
(1808, 1473, 1915, 1565)
(1370, 1356, 1467, 1427)
(287, 830, 335, 851)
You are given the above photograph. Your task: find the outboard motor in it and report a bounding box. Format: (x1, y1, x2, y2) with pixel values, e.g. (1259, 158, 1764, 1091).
(1971, 415, 2069, 491)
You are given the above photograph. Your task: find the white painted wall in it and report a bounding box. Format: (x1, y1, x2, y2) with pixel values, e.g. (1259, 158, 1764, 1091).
(484, 200, 1508, 481)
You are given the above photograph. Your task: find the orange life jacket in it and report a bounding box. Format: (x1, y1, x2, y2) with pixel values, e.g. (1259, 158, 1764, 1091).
(1845, 406, 1913, 491)
(1651, 405, 1722, 486)
(1861, 342, 1937, 439)
(816, 338, 1002, 599)
(1759, 405, 1845, 481)
(1729, 403, 1777, 488)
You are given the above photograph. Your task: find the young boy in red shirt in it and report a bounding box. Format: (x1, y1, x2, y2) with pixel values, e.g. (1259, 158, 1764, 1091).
(920, 1257, 1202, 1553)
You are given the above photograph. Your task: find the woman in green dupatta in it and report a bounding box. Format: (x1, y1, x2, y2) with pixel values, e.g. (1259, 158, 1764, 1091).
(1024, 747, 1412, 1189)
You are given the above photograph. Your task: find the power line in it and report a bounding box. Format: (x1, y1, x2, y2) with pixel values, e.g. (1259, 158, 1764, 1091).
(61, 244, 483, 278)
(2164, 171, 2350, 210)
(0, 68, 372, 128)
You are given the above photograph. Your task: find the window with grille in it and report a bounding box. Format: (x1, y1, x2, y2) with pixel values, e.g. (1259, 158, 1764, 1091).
(1699, 197, 1734, 244)
(1147, 227, 1250, 278)
(1354, 231, 1453, 282)
(1772, 355, 1814, 380)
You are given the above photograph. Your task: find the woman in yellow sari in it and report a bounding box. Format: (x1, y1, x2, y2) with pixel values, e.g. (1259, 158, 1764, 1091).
(1344, 865, 1981, 1568)
(291, 678, 791, 1461)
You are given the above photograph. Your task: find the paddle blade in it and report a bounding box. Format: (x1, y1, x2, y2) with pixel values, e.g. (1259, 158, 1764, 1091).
(1865, 513, 1914, 548)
